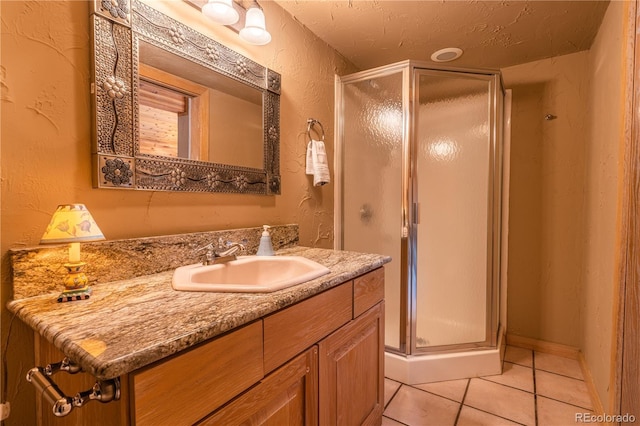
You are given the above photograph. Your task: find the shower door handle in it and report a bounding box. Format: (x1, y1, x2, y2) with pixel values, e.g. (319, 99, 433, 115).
(401, 203, 419, 237)
(359, 204, 373, 222)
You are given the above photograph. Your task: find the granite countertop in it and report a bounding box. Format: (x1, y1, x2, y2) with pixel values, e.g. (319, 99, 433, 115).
(7, 247, 391, 380)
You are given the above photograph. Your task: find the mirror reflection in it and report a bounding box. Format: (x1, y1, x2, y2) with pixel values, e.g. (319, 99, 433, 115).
(91, 0, 281, 194)
(138, 41, 264, 169)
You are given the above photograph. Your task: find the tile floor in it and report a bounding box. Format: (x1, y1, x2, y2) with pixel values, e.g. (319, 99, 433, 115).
(383, 345, 595, 426)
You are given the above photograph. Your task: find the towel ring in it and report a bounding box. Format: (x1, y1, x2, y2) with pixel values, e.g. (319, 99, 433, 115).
(307, 118, 325, 142)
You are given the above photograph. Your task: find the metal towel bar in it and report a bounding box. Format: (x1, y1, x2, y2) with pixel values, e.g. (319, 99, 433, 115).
(27, 357, 120, 417)
(307, 118, 325, 141)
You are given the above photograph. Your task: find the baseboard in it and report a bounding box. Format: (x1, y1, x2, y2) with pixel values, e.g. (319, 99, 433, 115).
(578, 352, 607, 422)
(506, 334, 605, 419)
(506, 334, 580, 359)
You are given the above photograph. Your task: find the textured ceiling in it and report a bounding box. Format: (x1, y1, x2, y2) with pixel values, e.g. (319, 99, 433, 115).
(274, 0, 610, 71)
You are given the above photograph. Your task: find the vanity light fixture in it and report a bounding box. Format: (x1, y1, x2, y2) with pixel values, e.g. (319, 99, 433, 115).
(40, 204, 105, 303)
(202, 0, 240, 26)
(239, 2, 271, 45)
(199, 0, 271, 45)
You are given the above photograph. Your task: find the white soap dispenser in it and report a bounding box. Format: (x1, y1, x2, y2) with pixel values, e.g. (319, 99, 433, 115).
(256, 225, 275, 256)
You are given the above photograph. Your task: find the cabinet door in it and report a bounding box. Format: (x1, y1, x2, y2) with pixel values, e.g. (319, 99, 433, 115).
(199, 347, 318, 426)
(264, 282, 352, 373)
(319, 303, 385, 426)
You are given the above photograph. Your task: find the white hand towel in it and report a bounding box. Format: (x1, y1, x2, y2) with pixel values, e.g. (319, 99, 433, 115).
(306, 139, 330, 186)
(305, 141, 315, 175)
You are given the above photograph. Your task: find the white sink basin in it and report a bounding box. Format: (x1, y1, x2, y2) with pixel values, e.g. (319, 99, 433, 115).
(172, 256, 331, 293)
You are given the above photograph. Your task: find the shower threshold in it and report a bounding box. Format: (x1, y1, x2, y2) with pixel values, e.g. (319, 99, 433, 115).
(385, 327, 506, 384)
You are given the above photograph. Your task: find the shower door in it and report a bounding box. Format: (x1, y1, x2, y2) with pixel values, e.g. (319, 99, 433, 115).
(336, 64, 408, 351)
(412, 69, 501, 352)
(336, 61, 502, 355)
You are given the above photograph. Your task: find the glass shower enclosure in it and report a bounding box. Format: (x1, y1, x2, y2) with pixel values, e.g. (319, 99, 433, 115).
(335, 61, 505, 374)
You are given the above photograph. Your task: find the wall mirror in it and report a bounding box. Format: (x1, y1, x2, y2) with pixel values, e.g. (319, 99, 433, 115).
(89, 0, 281, 194)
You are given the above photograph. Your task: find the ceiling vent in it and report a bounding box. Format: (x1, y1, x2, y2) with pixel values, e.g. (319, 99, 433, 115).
(431, 48, 463, 62)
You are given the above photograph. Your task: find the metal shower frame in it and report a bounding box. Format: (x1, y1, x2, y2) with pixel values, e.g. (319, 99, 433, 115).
(335, 60, 506, 356)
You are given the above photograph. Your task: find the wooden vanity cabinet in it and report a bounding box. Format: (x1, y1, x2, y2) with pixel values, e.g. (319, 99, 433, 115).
(199, 347, 319, 426)
(263, 282, 353, 373)
(131, 321, 264, 426)
(319, 268, 385, 426)
(319, 302, 385, 425)
(33, 267, 385, 426)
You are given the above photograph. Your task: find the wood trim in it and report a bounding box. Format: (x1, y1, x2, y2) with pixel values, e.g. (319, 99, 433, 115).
(192, 89, 210, 161)
(578, 352, 606, 419)
(506, 334, 580, 359)
(139, 63, 208, 95)
(609, 0, 638, 416)
(617, 0, 640, 418)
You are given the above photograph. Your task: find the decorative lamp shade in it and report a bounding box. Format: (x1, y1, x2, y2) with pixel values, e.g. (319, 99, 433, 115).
(40, 204, 105, 244)
(202, 0, 240, 25)
(239, 6, 271, 45)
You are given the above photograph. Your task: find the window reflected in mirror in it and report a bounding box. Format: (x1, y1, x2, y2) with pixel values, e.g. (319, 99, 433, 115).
(138, 63, 210, 161)
(138, 41, 264, 169)
(139, 80, 192, 158)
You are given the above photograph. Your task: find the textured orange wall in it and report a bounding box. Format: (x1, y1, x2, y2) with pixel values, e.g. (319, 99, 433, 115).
(503, 1, 628, 408)
(1, 0, 354, 248)
(0, 1, 356, 422)
(503, 52, 590, 347)
(582, 0, 628, 409)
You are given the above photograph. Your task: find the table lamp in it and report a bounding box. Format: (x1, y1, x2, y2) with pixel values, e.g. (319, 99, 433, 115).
(40, 204, 105, 302)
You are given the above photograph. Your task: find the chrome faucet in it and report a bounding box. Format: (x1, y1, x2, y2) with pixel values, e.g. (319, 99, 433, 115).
(197, 238, 245, 265)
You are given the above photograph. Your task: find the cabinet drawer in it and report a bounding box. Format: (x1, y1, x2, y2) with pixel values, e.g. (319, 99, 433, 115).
(264, 282, 352, 373)
(354, 268, 385, 317)
(131, 321, 264, 426)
